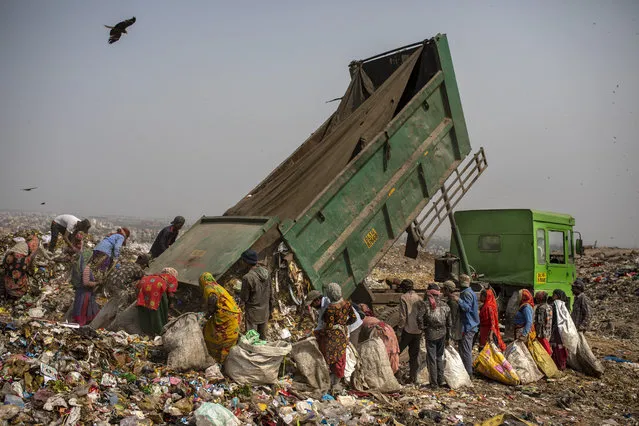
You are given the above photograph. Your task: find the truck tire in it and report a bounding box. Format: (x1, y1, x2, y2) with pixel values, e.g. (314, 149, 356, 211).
(378, 306, 401, 329)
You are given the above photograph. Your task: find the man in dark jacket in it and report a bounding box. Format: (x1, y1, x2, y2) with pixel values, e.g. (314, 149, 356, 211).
(149, 216, 185, 259)
(571, 280, 592, 331)
(398, 279, 424, 384)
(240, 249, 272, 340)
(442, 280, 462, 348)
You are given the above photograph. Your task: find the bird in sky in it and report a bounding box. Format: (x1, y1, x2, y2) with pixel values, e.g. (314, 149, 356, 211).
(40, 202, 46, 205)
(105, 17, 136, 45)
(21, 187, 38, 191)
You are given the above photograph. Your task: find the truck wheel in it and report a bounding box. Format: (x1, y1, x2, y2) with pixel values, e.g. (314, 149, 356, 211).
(378, 306, 401, 329)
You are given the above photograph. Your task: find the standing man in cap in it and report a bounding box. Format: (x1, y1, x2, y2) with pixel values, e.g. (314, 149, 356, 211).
(418, 283, 451, 388)
(149, 216, 185, 259)
(441, 280, 463, 350)
(397, 279, 423, 384)
(452, 274, 479, 376)
(240, 249, 272, 340)
(571, 279, 592, 331)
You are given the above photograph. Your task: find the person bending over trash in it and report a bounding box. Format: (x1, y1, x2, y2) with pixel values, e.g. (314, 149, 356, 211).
(199, 272, 242, 363)
(240, 249, 273, 340)
(91, 227, 130, 278)
(2, 235, 39, 299)
(135, 267, 179, 336)
(398, 279, 425, 384)
(149, 216, 184, 259)
(315, 282, 357, 391)
(418, 283, 452, 389)
(571, 280, 592, 332)
(358, 304, 400, 374)
(514, 289, 535, 341)
(49, 214, 91, 253)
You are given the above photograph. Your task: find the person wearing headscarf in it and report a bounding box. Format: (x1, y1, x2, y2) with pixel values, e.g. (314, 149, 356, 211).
(534, 291, 553, 355)
(479, 288, 506, 351)
(71, 235, 101, 326)
(550, 289, 569, 370)
(359, 303, 401, 374)
(441, 281, 462, 348)
(135, 267, 179, 336)
(240, 249, 272, 340)
(2, 235, 39, 299)
(315, 282, 357, 390)
(199, 272, 242, 362)
(91, 228, 131, 274)
(149, 216, 185, 259)
(571, 280, 592, 331)
(453, 274, 479, 376)
(398, 279, 424, 383)
(514, 289, 535, 341)
(418, 283, 451, 388)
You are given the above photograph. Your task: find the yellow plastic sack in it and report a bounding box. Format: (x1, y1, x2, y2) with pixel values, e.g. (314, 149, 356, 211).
(474, 342, 520, 386)
(527, 338, 559, 378)
(476, 413, 535, 426)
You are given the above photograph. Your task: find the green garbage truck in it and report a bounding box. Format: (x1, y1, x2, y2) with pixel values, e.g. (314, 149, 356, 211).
(149, 34, 581, 316)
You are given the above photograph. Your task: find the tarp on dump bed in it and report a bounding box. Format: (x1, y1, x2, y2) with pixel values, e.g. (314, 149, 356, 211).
(224, 46, 425, 221)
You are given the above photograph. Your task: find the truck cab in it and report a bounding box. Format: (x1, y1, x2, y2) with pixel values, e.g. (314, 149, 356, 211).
(451, 209, 580, 309)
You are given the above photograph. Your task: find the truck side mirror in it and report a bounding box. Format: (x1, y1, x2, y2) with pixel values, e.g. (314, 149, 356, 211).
(576, 238, 585, 256)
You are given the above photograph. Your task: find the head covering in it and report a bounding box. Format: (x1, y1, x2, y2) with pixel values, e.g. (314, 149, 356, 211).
(241, 249, 258, 265)
(519, 289, 534, 308)
(480, 288, 506, 351)
(324, 282, 342, 303)
(460, 274, 471, 288)
(535, 291, 548, 304)
(119, 227, 131, 238)
(199, 272, 216, 289)
(171, 216, 185, 225)
(442, 280, 456, 293)
(426, 283, 441, 309)
(305, 290, 322, 306)
(360, 303, 374, 317)
(161, 267, 178, 278)
(572, 280, 585, 292)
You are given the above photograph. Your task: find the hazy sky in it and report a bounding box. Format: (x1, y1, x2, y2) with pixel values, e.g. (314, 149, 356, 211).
(1, 1, 638, 247)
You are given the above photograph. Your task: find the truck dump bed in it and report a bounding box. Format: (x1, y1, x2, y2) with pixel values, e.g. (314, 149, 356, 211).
(150, 34, 481, 299)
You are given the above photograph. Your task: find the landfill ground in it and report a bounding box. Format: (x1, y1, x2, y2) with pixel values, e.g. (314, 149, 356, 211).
(1, 224, 638, 425)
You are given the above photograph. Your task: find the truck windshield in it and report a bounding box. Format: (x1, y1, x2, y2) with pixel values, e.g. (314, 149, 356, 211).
(549, 231, 565, 264)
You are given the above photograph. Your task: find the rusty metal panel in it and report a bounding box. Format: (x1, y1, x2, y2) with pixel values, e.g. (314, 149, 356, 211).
(147, 216, 278, 286)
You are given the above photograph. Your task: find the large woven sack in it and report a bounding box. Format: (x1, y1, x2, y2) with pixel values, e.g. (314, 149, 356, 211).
(474, 342, 520, 386)
(554, 300, 579, 355)
(568, 332, 604, 378)
(443, 345, 473, 389)
(352, 338, 401, 393)
(505, 341, 544, 384)
(163, 313, 213, 371)
(290, 337, 330, 394)
(527, 338, 559, 378)
(224, 339, 291, 385)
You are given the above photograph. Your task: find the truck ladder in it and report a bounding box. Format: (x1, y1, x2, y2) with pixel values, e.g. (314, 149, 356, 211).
(407, 147, 488, 257)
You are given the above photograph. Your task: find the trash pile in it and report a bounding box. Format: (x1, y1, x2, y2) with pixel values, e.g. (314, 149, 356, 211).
(2, 216, 639, 425)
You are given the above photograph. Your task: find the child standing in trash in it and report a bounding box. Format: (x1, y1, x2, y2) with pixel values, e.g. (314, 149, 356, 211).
(315, 282, 357, 391)
(418, 283, 452, 388)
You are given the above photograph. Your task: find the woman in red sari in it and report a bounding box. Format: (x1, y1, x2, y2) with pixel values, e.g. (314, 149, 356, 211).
(2, 235, 39, 299)
(315, 282, 356, 390)
(479, 288, 506, 351)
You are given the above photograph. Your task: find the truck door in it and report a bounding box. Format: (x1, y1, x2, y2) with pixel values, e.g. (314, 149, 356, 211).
(546, 229, 572, 292)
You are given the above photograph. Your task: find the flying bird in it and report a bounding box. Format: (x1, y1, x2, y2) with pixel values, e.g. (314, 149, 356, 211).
(105, 17, 136, 44)
(21, 187, 38, 191)
(40, 202, 46, 205)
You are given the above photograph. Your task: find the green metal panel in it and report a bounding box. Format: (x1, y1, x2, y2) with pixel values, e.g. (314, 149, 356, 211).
(281, 34, 473, 297)
(147, 216, 278, 286)
(451, 210, 534, 285)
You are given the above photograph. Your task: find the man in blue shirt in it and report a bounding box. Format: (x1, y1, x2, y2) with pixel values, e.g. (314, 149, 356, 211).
(453, 274, 479, 376)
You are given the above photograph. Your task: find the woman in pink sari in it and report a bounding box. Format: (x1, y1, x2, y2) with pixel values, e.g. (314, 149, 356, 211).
(359, 304, 400, 373)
